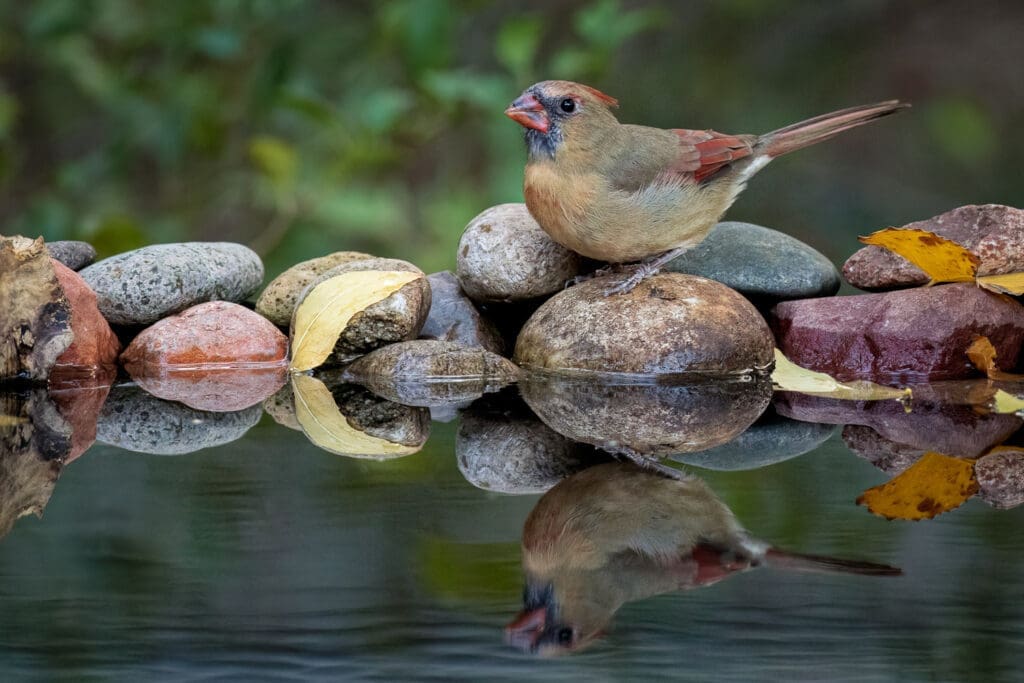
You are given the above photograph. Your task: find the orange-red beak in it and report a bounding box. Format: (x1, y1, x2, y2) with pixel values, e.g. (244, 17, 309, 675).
(504, 606, 546, 651)
(505, 93, 549, 133)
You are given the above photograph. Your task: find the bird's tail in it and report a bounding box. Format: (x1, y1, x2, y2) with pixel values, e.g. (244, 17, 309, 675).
(758, 100, 909, 159)
(765, 548, 902, 576)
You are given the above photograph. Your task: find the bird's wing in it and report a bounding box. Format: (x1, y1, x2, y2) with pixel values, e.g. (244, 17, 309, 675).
(666, 129, 756, 183)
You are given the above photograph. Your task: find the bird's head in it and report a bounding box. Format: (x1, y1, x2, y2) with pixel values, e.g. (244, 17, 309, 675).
(503, 577, 612, 656)
(505, 80, 620, 161)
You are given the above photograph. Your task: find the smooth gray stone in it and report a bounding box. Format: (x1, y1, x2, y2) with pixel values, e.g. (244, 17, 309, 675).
(45, 240, 96, 271)
(80, 242, 263, 325)
(96, 386, 262, 455)
(670, 409, 836, 471)
(666, 221, 840, 301)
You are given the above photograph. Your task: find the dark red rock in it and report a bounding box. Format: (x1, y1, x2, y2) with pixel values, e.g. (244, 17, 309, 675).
(121, 301, 288, 368)
(843, 204, 1024, 291)
(52, 259, 122, 369)
(771, 284, 1024, 382)
(775, 391, 1021, 457)
(975, 449, 1024, 509)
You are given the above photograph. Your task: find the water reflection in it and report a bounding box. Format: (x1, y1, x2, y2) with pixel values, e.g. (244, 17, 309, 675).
(505, 462, 900, 655)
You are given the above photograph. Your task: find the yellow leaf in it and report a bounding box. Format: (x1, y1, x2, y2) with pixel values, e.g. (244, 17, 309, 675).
(0, 414, 28, 427)
(859, 228, 979, 284)
(290, 270, 421, 372)
(856, 452, 978, 521)
(992, 389, 1024, 415)
(966, 335, 1024, 381)
(291, 374, 421, 459)
(771, 349, 910, 401)
(977, 272, 1024, 296)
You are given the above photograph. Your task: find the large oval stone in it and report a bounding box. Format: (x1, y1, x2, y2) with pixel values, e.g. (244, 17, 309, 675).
(79, 242, 264, 325)
(514, 273, 774, 375)
(666, 221, 840, 302)
(256, 250, 374, 326)
(457, 203, 584, 303)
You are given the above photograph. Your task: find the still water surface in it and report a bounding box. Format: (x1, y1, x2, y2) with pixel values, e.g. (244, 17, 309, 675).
(2, 385, 1023, 681)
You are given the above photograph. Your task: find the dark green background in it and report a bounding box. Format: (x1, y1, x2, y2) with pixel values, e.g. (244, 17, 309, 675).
(2, 0, 1021, 278)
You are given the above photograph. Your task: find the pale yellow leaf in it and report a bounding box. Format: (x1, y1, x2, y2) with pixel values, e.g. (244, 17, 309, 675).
(993, 389, 1024, 415)
(0, 414, 28, 427)
(859, 227, 979, 284)
(771, 349, 910, 400)
(292, 374, 420, 459)
(290, 270, 420, 372)
(977, 272, 1024, 296)
(856, 452, 978, 520)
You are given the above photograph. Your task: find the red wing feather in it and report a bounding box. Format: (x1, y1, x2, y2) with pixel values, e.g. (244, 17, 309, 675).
(669, 129, 755, 183)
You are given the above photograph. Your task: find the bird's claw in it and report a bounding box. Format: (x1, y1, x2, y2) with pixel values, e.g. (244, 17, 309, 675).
(565, 264, 617, 289)
(602, 263, 660, 296)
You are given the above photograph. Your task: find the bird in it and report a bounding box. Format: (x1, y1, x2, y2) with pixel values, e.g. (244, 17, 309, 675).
(505, 462, 901, 655)
(505, 81, 908, 295)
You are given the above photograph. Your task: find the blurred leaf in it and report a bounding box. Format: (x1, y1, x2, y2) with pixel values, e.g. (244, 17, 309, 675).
(993, 390, 1024, 415)
(977, 272, 1024, 296)
(193, 27, 242, 60)
(0, 91, 17, 139)
(496, 16, 542, 80)
(421, 70, 511, 110)
(248, 135, 297, 188)
(772, 349, 911, 401)
(856, 452, 978, 521)
(967, 336, 1024, 380)
(859, 227, 979, 285)
(925, 98, 996, 167)
(87, 213, 147, 257)
(575, 0, 663, 48)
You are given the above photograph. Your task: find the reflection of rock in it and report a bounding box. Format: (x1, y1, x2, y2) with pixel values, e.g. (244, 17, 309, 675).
(96, 386, 261, 455)
(421, 271, 505, 354)
(506, 462, 899, 655)
(52, 260, 121, 369)
(1, 236, 73, 381)
(775, 392, 1021, 457)
(771, 284, 1024, 382)
(292, 374, 429, 459)
(520, 374, 772, 456)
(256, 250, 374, 326)
(0, 389, 68, 538)
(672, 406, 835, 470)
(514, 273, 774, 375)
(126, 366, 288, 412)
(48, 367, 117, 462)
(262, 382, 301, 430)
(841, 425, 926, 475)
(457, 203, 584, 303)
(975, 449, 1024, 509)
(456, 398, 601, 494)
(343, 340, 519, 408)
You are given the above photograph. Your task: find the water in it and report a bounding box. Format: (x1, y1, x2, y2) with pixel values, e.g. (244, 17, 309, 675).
(2, 379, 1024, 682)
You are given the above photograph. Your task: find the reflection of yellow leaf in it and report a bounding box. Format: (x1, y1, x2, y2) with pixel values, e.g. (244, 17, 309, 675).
(292, 374, 420, 459)
(0, 414, 28, 426)
(856, 452, 978, 520)
(860, 228, 979, 284)
(290, 270, 420, 372)
(771, 349, 910, 401)
(993, 389, 1024, 415)
(967, 336, 1024, 381)
(977, 272, 1024, 296)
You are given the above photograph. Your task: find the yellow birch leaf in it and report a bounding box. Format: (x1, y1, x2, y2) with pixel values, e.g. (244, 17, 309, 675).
(292, 374, 421, 459)
(771, 349, 910, 401)
(966, 335, 1024, 381)
(290, 270, 421, 372)
(856, 452, 978, 521)
(859, 228, 979, 284)
(992, 389, 1024, 414)
(977, 272, 1024, 296)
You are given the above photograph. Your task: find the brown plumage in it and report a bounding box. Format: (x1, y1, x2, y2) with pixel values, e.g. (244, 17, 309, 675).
(505, 81, 909, 294)
(505, 462, 901, 655)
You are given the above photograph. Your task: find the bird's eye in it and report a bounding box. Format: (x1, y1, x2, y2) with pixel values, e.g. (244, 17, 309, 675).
(557, 627, 573, 645)
(560, 98, 576, 113)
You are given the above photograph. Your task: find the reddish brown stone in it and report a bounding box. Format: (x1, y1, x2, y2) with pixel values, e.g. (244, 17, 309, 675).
(843, 204, 1024, 290)
(975, 449, 1024, 509)
(121, 301, 288, 368)
(771, 284, 1024, 382)
(127, 366, 288, 412)
(775, 391, 1021, 457)
(48, 366, 116, 462)
(52, 259, 121, 369)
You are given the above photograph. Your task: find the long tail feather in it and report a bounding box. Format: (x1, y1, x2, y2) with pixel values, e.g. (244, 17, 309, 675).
(765, 548, 902, 576)
(759, 100, 909, 158)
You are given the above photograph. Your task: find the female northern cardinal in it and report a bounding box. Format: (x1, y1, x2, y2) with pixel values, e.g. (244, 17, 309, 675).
(505, 462, 901, 655)
(506, 81, 908, 294)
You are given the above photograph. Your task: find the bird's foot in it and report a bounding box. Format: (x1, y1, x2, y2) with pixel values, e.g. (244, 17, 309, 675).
(610, 446, 688, 480)
(565, 263, 618, 289)
(601, 246, 690, 296)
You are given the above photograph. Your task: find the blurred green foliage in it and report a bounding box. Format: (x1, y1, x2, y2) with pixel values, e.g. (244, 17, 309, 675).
(1, 0, 1021, 277)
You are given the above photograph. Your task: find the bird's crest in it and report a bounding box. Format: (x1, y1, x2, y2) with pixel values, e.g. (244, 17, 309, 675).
(581, 85, 618, 108)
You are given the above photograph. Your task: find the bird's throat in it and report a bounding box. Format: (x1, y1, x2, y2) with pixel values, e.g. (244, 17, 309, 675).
(525, 126, 562, 160)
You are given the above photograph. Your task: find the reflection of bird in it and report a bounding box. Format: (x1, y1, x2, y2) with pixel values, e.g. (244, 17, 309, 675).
(505, 81, 907, 294)
(506, 462, 900, 655)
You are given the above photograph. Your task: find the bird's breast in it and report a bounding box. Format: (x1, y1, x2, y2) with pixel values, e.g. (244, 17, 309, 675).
(523, 164, 601, 255)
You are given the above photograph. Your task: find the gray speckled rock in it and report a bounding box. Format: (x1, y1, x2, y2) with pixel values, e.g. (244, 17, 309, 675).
(457, 203, 584, 302)
(256, 250, 374, 326)
(976, 449, 1024, 509)
(96, 386, 261, 454)
(80, 242, 264, 325)
(45, 240, 97, 271)
(421, 271, 504, 354)
(665, 222, 840, 302)
(670, 408, 835, 470)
